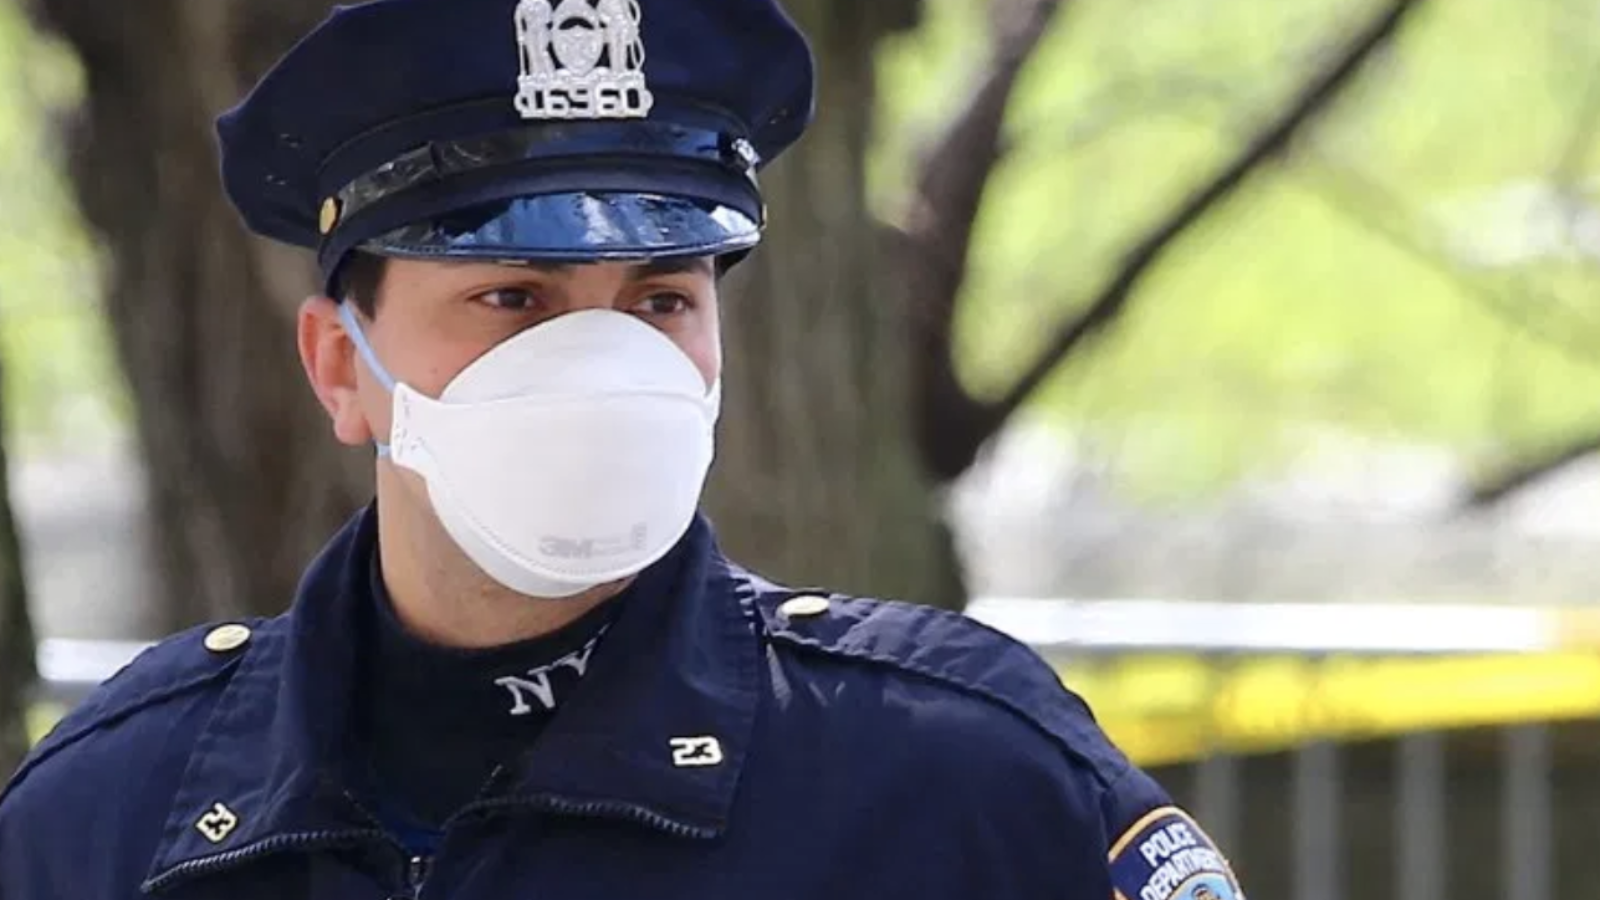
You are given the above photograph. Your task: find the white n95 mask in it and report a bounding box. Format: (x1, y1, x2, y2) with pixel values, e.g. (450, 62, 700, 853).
(338, 303, 720, 599)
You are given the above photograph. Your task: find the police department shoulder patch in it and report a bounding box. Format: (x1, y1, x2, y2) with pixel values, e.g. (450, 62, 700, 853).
(1108, 806, 1245, 900)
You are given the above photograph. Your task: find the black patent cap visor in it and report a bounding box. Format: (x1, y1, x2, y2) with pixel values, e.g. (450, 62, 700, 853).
(315, 121, 766, 294)
(360, 190, 760, 265)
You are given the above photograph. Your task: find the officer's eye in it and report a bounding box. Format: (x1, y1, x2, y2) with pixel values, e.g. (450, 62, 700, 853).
(475, 287, 543, 312)
(632, 292, 692, 317)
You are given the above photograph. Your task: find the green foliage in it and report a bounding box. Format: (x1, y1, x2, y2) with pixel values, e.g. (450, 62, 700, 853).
(0, 2, 127, 457)
(876, 0, 1600, 502)
(26, 701, 61, 746)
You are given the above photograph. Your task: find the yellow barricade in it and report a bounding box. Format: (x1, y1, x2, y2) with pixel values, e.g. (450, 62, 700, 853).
(1054, 651, 1600, 767)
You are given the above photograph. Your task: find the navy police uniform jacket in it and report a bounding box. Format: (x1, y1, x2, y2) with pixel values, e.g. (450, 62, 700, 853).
(0, 509, 1244, 899)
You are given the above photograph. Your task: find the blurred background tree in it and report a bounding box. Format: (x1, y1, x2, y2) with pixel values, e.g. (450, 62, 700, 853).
(21, 0, 369, 633)
(0, 367, 33, 778)
(0, 0, 82, 780)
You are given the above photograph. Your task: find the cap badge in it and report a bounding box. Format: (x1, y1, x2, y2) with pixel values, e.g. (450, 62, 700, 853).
(514, 0, 654, 121)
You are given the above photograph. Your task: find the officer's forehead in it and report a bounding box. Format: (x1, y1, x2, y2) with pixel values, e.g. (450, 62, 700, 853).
(394, 256, 716, 283)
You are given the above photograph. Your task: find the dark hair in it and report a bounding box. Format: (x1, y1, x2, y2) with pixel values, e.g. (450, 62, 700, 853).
(337, 251, 387, 319)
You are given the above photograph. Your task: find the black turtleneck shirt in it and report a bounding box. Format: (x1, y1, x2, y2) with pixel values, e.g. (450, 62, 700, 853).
(350, 546, 681, 850)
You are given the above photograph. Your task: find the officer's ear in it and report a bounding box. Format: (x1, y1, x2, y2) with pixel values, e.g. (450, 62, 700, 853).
(296, 295, 377, 448)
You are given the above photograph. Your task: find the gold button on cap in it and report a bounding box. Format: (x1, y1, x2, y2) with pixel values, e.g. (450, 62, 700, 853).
(778, 595, 831, 618)
(318, 196, 341, 235)
(204, 623, 252, 653)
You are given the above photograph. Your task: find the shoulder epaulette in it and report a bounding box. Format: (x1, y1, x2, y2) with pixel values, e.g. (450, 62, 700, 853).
(3, 618, 266, 798)
(737, 570, 1133, 788)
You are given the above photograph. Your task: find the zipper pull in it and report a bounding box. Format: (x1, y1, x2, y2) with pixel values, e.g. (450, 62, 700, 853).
(406, 855, 432, 897)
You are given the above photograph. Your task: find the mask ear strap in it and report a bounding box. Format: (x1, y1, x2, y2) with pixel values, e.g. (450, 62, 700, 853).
(336, 301, 397, 458)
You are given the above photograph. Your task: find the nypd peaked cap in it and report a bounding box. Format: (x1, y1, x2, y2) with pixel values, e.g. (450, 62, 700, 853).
(216, 0, 816, 294)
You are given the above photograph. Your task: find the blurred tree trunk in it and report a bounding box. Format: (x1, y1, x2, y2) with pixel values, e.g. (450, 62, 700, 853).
(0, 361, 36, 778)
(26, 0, 369, 630)
(706, 0, 973, 609)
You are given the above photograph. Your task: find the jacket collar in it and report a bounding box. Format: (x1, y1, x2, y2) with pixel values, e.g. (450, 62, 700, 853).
(146, 505, 760, 890)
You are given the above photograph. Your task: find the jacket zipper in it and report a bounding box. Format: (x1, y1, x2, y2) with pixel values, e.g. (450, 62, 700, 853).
(146, 797, 700, 893)
(405, 853, 432, 897)
(141, 828, 385, 893)
(342, 791, 436, 899)
(462, 794, 715, 840)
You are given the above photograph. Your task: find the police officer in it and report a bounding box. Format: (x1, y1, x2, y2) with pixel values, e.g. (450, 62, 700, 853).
(0, 1, 1248, 898)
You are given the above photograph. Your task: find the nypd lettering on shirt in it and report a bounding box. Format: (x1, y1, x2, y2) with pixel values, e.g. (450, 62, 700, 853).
(1109, 806, 1244, 900)
(493, 626, 609, 715)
